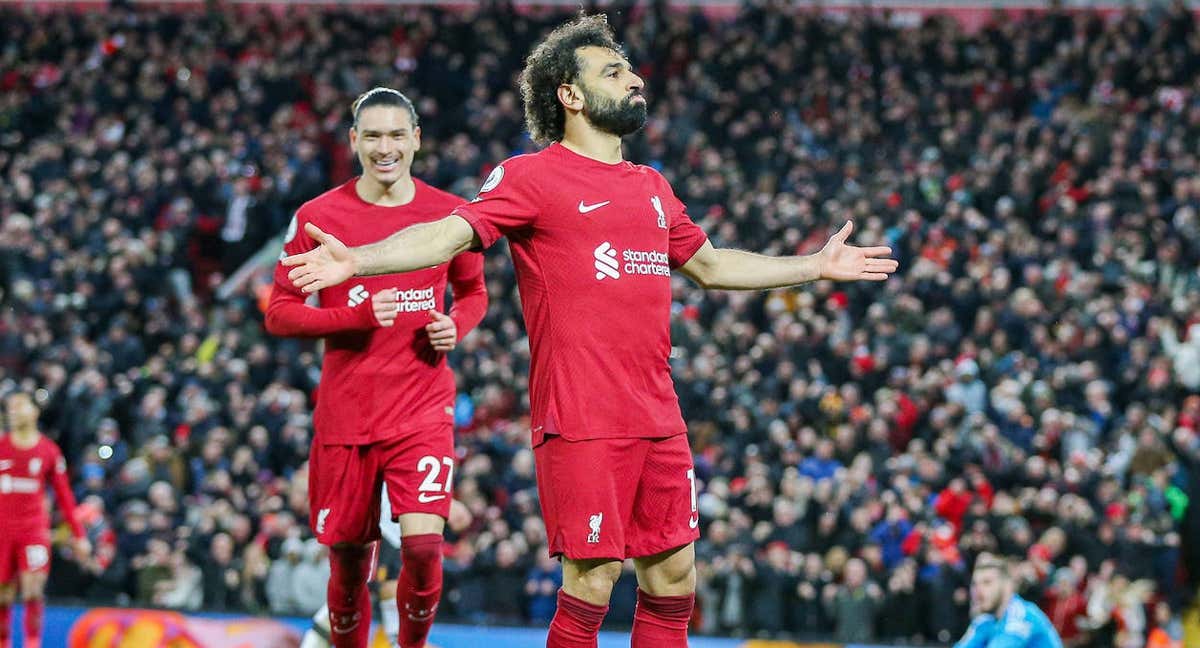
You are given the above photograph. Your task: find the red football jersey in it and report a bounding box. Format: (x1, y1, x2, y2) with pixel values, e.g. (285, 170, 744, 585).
(453, 143, 708, 446)
(270, 179, 486, 445)
(0, 434, 83, 537)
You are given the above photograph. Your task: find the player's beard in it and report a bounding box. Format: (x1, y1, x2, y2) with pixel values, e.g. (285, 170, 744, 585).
(581, 86, 647, 137)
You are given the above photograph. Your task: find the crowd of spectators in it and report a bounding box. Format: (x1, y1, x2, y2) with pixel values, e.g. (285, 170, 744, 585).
(2, 2, 1200, 646)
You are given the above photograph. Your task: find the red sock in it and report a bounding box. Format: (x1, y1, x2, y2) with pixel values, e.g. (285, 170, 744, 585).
(327, 544, 374, 648)
(630, 589, 693, 648)
(23, 598, 43, 648)
(0, 602, 10, 648)
(397, 533, 443, 648)
(546, 589, 608, 648)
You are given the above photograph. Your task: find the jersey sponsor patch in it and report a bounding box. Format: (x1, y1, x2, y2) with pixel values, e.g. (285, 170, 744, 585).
(396, 287, 436, 312)
(592, 242, 670, 280)
(347, 285, 369, 307)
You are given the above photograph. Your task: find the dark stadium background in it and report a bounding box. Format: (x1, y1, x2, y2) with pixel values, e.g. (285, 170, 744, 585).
(1, 0, 1199, 646)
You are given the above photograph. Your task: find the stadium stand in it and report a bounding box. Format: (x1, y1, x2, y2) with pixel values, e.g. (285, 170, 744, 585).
(1, 2, 1199, 646)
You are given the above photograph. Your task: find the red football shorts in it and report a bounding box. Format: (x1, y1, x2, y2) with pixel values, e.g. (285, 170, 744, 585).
(0, 530, 51, 583)
(534, 433, 700, 560)
(308, 424, 454, 546)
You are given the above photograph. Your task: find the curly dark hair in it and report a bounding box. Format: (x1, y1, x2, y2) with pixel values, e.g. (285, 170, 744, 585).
(519, 14, 623, 145)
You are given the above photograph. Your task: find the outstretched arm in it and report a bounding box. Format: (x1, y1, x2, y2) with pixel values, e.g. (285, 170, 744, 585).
(284, 216, 479, 293)
(677, 221, 897, 290)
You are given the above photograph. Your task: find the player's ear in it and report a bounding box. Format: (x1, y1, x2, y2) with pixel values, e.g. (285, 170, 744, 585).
(348, 126, 359, 153)
(412, 126, 422, 153)
(557, 83, 584, 113)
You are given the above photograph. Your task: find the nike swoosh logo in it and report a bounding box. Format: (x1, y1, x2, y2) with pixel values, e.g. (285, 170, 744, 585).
(689, 514, 700, 529)
(418, 493, 447, 504)
(578, 200, 611, 214)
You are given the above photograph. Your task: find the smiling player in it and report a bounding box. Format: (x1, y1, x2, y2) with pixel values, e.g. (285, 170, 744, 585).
(266, 87, 487, 648)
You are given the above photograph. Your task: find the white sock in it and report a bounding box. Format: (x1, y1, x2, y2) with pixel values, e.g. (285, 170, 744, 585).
(299, 604, 331, 648)
(299, 629, 330, 648)
(380, 596, 400, 645)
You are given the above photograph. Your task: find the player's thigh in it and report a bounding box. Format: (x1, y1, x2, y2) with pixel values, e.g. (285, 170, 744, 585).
(626, 433, 701, 559)
(633, 543, 696, 597)
(397, 513, 444, 537)
(533, 436, 646, 561)
(18, 568, 47, 599)
(309, 441, 384, 545)
(381, 425, 455, 521)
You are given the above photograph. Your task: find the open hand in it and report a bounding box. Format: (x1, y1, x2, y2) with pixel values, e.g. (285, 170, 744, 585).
(817, 221, 899, 281)
(283, 223, 357, 293)
(426, 311, 458, 352)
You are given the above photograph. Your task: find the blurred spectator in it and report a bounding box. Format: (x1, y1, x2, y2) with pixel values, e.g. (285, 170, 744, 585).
(524, 550, 561, 624)
(1, 3, 1199, 645)
(822, 558, 881, 643)
(292, 539, 331, 616)
(200, 533, 241, 611)
(266, 537, 306, 616)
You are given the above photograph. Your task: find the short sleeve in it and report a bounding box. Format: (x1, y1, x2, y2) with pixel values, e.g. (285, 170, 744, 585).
(273, 210, 315, 297)
(656, 178, 708, 268)
(451, 159, 540, 249)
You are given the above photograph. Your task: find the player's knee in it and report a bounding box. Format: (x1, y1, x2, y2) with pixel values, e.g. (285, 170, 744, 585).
(564, 559, 622, 603)
(0, 585, 15, 605)
(399, 535, 442, 585)
(328, 543, 372, 586)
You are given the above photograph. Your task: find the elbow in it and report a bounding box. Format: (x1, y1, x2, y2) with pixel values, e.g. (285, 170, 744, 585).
(264, 306, 289, 336)
(263, 308, 280, 335)
(694, 269, 722, 290)
(684, 264, 716, 289)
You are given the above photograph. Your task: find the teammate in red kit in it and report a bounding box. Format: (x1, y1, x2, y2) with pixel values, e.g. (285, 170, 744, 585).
(283, 17, 898, 648)
(266, 87, 487, 648)
(0, 392, 90, 648)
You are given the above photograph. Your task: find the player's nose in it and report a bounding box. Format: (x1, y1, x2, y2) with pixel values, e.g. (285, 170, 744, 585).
(376, 135, 398, 155)
(628, 73, 645, 93)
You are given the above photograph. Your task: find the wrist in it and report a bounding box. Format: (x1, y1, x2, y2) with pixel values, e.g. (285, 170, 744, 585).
(356, 299, 383, 328)
(810, 251, 828, 282)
